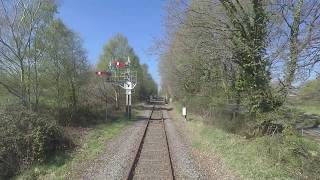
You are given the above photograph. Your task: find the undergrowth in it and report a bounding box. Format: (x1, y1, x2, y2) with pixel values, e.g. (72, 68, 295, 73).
(173, 102, 320, 179)
(188, 120, 320, 179)
(0, 105, 70, 179)
(16, 116, 132, 180)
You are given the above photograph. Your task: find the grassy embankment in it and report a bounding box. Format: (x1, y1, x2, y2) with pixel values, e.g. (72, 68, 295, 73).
(16, 115, 134, 180)
(295, 104, 320, 116)
(174, 103, 320, 179)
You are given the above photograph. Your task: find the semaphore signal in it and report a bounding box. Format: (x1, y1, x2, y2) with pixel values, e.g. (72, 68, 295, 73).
(95, 71, 112, 76)
(95, 57, 137, 119)
(113, 61, 126, 68)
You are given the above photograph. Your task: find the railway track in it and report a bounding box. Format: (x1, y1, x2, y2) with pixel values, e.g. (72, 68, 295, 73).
(127, 105, 175, 180)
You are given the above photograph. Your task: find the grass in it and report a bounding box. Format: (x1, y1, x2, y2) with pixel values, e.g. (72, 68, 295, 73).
(186, 117, 320, 179)
(16, 116, 133, 180)
(295, 104, 320, 115)
(172, 102, 320, 179)
(0, 94, 18, 106)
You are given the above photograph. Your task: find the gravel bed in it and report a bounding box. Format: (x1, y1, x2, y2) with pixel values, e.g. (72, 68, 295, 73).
(165, 107, 238, 180)
(77, 109, 151, 180)
(164, 110, 201, 179)
(66, 104, 237, 180)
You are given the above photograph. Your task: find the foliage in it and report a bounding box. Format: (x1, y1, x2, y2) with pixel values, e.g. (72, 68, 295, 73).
(0, 105, 70, 179)
(295, 104, 320, 116)
(298, 79, 320, 103)
(140, 64, 158, 97)
(220, 0, 277, 112)
(97, 34, 134, 70)
(17, 116, 132, 180)
(0, 0, 94, 178)
(161, 1, 320, 177)
(290, 78, 320, 116)
(159, 0, 320, 129)
(97, 34, 157, 104)
(0, 0, 57, 107)
(39, 19, 90, 117)
(188, 119, 320, 179)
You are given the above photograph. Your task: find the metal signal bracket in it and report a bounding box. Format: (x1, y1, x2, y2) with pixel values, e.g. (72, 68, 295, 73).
(97, 57, 137, 119)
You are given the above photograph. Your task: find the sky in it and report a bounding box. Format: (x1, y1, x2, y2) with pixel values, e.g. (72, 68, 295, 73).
(57, 0, 165, 85)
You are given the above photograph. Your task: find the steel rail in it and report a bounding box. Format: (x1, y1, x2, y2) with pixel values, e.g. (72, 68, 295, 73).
(127, 104, 175, 180)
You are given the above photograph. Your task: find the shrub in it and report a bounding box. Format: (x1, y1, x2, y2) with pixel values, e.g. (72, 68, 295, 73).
(261, 135, 320, 179)
(181, 97, 249, 134)
(0, 105, 70, 179)
(51, 105, 107, 127)
(69, 106, 105, 126)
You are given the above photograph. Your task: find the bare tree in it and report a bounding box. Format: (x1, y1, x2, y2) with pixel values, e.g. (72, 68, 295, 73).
(269, 0, 320, 100)
(0, 0, 55, 107)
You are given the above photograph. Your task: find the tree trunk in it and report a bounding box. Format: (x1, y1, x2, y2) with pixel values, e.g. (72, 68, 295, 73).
(34, 57, 39, 111)
(284, 0, 303, 99)
(71, 50, 78, 111)
(27, 58, 32, 110)
(115, 92, 119, 110)
(113, 87, 119, 110)
(20, 59, 27, 106)
(71, 77, 77, 111)
(105, 97, 108, 122)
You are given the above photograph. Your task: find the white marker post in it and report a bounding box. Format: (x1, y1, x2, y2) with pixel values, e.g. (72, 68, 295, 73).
(182, 106, 187, 121)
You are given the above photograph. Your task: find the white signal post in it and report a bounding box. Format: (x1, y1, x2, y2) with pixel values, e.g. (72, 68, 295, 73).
(124, 81, 136, 118)
(121, 57, 136, 119)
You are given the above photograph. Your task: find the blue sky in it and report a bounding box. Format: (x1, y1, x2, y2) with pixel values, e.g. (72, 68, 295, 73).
(57, 0, 165, 85)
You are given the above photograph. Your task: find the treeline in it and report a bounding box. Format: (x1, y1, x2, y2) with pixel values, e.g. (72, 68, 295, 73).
(160, 0, 320, 131)
(0, 0, 91, 177)
(0, 0, 156, 178)
(159, 0, 320, 177)
(298, 79, 320, 104)
(0, 0, 89, 121)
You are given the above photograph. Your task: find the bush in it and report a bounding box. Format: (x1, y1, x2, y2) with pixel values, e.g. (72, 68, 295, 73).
(181, 97, 249, 134)
(0, 105, 70, 179)
(69, 106, 106, 126)
(261, 135, 320, 179)
(52, 105, 107, 127)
